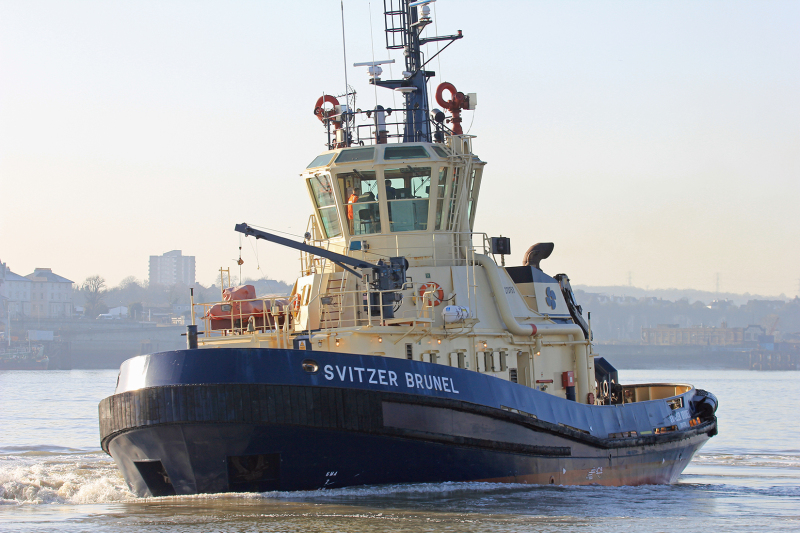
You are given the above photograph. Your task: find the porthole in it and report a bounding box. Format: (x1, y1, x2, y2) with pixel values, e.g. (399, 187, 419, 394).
(302, 359, 319, 373)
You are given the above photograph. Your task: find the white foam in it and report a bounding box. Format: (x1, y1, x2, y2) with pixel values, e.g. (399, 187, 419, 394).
(202, 481, 516, 500)
(693, 453, 800, 469)
(0, 453, 132, 505)
(5, 451, 795, 506)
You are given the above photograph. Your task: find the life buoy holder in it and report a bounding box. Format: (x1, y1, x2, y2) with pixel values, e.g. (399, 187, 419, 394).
(314, 95, 342, 129)
(291, 293, 302, 313)
(418, 282, 444, 307)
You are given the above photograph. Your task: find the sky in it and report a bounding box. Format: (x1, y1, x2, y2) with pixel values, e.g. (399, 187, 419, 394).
(1, 0, 798, 297)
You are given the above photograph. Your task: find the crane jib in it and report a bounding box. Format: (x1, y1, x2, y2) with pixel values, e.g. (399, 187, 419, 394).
(234, 223, 409, 319)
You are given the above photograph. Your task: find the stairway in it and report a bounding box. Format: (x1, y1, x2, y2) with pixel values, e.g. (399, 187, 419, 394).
(319, 275, 346, 329)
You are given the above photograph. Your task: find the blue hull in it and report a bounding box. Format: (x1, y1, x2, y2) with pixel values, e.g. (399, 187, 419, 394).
(99, 348, 717, 496)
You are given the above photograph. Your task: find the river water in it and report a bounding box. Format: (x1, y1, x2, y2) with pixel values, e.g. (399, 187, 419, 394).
(1, 368, 798, 532)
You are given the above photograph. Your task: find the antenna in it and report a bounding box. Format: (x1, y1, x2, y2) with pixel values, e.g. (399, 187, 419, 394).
(376, 0, 463, 142)
(340, 1, 350, 141)
(354, 59, 396, 82)
(319, 0, 464, 145)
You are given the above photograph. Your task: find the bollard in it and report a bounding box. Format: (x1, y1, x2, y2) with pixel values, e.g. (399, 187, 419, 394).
(186, 324, 198, 349)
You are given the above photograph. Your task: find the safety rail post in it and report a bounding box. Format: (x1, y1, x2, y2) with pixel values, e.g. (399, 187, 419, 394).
(261, 297, 269, 335)
(190, 288, 196, 326)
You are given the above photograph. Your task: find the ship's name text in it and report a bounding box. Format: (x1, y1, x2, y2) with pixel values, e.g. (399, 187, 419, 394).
(322, 365, 459, 393)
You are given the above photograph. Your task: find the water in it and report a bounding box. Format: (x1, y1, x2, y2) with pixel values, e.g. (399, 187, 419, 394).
(1, 369, 798, 532)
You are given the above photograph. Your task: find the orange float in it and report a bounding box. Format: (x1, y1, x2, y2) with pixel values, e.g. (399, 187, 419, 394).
(418, 282, 444, 306)
(313, 95, 342, 129)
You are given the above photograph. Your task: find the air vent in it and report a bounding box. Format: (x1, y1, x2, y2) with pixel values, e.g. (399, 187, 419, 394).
(509, 368, 518, 383)
(483, 352, 494, 372)
(405, 343, 413, 360)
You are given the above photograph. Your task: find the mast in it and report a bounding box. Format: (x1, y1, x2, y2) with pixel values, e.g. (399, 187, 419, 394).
(372, 0, 462, 143)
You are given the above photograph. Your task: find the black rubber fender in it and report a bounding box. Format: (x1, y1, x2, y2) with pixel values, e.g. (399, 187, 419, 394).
(691, 389, 719, 419)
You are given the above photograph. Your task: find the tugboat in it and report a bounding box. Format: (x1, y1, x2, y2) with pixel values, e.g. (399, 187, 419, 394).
(99, 0, 717, 497)
(0, 344, 48, 370)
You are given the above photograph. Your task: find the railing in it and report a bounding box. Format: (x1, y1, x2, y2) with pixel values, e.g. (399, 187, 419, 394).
(199, 227, 495, 339)
(317, 281, 440, 331)
(322, 108, 454, 150)
(193, 297, 293, 348)
(621, 383, 693, 404)
(295, 230, 493, 334)
(363, 231, 489, 266)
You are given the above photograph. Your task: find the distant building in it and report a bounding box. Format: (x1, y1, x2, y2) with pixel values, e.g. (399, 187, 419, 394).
(25, 267, 74, 318)
(743, 325, 766, 343)
(0, 261, 32, 318)
(108, 306, 128, 318)
(149, 250, 196, 287)
(173, 304, 192, 315)
(641, 324, 744, 346)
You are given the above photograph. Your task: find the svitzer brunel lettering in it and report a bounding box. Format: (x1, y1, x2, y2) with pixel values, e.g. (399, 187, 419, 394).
(321, 364, 459, 393)
(99, 0, 718, 496)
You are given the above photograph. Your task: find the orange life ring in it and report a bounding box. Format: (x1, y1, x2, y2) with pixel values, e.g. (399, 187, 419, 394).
(314, 95, 342, 129)
(291, 293, 302, 313)
(418, 282, 444, 307)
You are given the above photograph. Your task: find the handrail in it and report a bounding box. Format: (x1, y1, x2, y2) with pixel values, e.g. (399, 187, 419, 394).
(193, 296, 290, 339)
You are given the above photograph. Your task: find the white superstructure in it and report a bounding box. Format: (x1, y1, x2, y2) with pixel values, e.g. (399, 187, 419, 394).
(196, 135, 598, 405)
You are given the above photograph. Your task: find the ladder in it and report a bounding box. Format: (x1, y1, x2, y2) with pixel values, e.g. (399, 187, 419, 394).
(319, 274, 347, 329)
(383, 0, 408, 50)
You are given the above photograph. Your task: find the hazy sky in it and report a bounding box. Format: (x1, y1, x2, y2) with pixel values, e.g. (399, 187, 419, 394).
(2, 1, 798, 297)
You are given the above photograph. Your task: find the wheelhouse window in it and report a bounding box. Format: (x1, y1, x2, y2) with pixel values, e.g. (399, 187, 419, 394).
(467, 167, 483, 230)
(308, 174, 341, 238)
(335, 147, 375, 163)
(445, 166, 463, 231)
(431, 145, 450, 158)
(434, 166, 449, 230)
(383, 146, 430, 160)
(337, 170, 381, 236)
(467, 169, 476, 225)
(383, 167, 431, 232)
(307, 153, 335, 169)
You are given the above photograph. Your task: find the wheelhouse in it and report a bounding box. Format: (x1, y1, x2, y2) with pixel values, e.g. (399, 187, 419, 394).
(304, 142, 485, 242)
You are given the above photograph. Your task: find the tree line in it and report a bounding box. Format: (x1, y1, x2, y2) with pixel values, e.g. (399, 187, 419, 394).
(76, 275, 292, 319)
(577, 290, 800, 343)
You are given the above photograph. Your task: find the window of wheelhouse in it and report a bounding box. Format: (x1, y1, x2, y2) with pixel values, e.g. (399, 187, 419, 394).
(467, 166, 483, 230)
(383, 167, 431, 232)
(445, 166, 463, 231)
(307, 174, 341, 238)
(434, 166, 450, 230)
(467, 169, 476, 228)
(337, 170, 381, 236)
